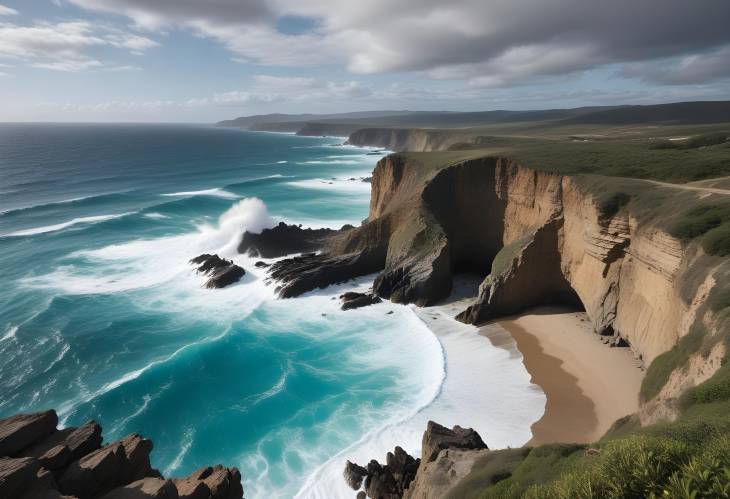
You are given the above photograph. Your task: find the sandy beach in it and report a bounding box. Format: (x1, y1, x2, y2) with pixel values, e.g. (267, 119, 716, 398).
(490, 306, 645, 444)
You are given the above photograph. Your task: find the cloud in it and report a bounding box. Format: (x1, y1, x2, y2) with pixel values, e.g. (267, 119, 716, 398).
(0, 4, 17, 16)
(66, 0, 730, 87)
(0, 19, 158, 72)
(620, 45, 730, 85)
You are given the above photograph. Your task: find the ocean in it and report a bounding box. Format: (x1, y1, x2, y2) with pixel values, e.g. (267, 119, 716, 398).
(0, 124, 544, 498)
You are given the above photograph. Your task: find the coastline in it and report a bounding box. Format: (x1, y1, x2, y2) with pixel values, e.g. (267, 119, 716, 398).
(493, 307, 644, 444)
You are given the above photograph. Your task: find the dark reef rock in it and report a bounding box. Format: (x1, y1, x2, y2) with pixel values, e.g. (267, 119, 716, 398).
(190, 254, 245, 289)
(238, 222, 338, 258)
(345, 447, 420, 499)
(344, 461, 368, 490)
(340, 292, 382, 310)
(0, 410, 244, 499)
(253, 261, 270, 269)
(268, 251, 383, 298)
(421, 421, 488, 463)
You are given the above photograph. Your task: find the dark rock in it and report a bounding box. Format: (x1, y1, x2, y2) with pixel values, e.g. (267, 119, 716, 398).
(268, 252, 383, 298)
(254, 261, 270, 268)
(0, 456, 41, 497)
(357, 492, 366, 499)
(0, 410, 58, 457)
(24, 421, 102, 470)
(59, 434, 157, 499)
(344, 447, 419, 499)
(190, 254, 245, 289)
(343, 461, 368, 490)
(340, 292, 382, 310)
(421, 421, 487, 463)
(611, 336, 630, 348)
(176, 466, 242, 499)
(100, 478, 179, 499)
(238, 222, 336, 258)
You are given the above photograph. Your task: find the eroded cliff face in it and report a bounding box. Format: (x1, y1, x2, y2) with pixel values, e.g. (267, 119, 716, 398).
(267, 153, 721, 416)
(347, 128, 468, 152)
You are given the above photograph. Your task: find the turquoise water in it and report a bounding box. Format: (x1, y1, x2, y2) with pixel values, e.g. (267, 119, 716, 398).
(0, 124, 448, 497)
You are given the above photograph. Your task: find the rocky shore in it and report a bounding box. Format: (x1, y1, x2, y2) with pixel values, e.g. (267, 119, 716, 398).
(0, 409, 244, 499)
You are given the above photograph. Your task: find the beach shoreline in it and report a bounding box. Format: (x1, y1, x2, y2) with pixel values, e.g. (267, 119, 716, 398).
(492, 306, 644, 444)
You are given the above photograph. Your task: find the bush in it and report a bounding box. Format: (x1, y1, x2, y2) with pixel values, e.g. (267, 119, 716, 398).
(669, 204, 730, 240)
(703, 224, 730, 256)
(525, 436, 690, 499)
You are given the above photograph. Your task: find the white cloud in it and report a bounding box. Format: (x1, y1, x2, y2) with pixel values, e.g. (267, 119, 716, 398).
(0, 19, 158, 72)
(0, 4, 18, 16)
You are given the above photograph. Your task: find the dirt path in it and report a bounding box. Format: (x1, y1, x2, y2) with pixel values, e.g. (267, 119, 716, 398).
(644, 178, 730, 196)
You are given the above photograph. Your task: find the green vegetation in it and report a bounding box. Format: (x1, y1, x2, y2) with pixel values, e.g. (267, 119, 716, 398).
(669, 203, 730, 256)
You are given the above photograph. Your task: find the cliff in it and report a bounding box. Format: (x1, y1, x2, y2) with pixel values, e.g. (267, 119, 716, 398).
(347, 128, 470, 152)
(266, 153, 728, 422)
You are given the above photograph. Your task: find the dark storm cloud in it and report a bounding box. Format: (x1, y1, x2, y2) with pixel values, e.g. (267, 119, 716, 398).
(66, 0, 730, 85)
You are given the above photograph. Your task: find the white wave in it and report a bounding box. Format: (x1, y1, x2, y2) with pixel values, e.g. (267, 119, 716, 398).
(3, 212, 134, 237)
(277, 160, 288, 164)
(161, 188, 238, 199)
(0, 191, 130, 216)
(1, 326, 18, 342)
(303, 160, 361, 165)
(165, 427, 195, 475)
(287, 177, 372, 194)
(25, 197, 277, 295)
(43, 343, 70, 373)
(295, 293, 545, 499)
(144, 212, 169, 219)
(239, 360, 292, 409)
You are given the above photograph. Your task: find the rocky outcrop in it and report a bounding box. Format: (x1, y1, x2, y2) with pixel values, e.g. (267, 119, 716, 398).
(420, 421, 488, 463)
(238, 222, 339, 258)
(344, 447, 420, 499)
(0, 410, 244, 499)
(340, 292, 382, 310)
(402, 448, 490, 499)
(344, 421, 488, 499)
(190, 254, 245, 289)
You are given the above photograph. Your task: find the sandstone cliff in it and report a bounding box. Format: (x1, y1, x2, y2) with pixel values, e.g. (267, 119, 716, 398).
(266, 153, 726, 421)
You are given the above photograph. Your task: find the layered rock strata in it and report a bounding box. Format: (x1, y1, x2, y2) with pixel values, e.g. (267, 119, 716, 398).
(0, 410, 243, 499)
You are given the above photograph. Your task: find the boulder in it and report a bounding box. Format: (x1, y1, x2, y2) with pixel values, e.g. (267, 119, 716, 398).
(24, 421, 102, 470)
(344, 447, 419, 499)
(238, 222, 336, 258)
(340, 292, 382, 310)
(343, 460, 368, 490)
(421, 421, 487, 463)
(190, 254, 245, 289)
(100, 478, 179, 499)
(0, 456, 41, 497)
(0, 410, 58, 456)
(253, 261, 270, 268)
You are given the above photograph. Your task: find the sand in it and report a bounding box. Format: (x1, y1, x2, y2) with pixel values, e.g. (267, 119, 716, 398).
(493, 306, 644, 444)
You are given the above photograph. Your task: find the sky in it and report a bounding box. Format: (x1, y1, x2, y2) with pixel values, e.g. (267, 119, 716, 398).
(1, 0, 729, 122)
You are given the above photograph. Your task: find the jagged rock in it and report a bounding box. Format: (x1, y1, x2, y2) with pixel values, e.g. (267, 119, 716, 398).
(238, 222, 336, 258)
(268, 252, 383, 298)
(254, 261, 270, 268)
(176, 466, 242, 499)
(58, 434, 158, 499)
(343, 461, 368, 490)
(421, 421, 487, 463)
(345, 447, 419, 499)
(100, 478, 179, 499)
(0, 410, 58, 456)
(403, 448, 491, 499)
(190, 254, 245, 289)
(340, 292, 382, 310)
(357, 492, 366, 499)
(24, 421, 102, 470)
(0, 456, 41, 497)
